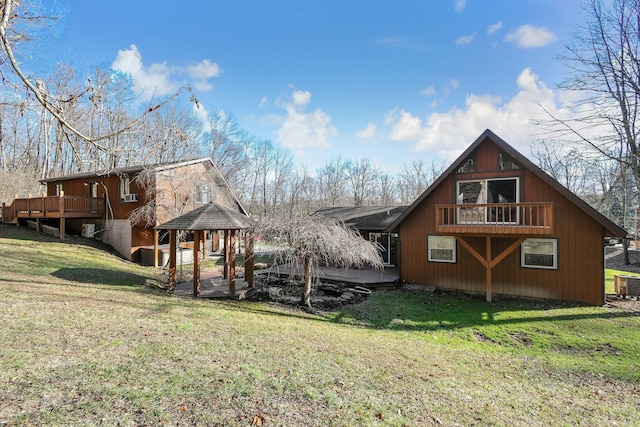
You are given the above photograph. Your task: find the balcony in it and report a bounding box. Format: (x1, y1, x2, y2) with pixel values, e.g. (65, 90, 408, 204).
(436, 202, 553, 235)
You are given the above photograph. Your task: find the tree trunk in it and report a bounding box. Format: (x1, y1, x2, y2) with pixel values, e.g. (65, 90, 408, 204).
(301, 255, 312, 307)
(623, 238, 630, 265)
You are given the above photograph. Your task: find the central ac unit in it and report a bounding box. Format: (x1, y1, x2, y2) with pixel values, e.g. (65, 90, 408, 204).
(123, 193, 138, 202)
(82, 223, 95, 238)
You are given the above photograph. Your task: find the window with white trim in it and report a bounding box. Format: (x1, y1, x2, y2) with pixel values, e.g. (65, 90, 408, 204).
(521, 238, 558, 269)
(195, 182, 212, 204)
(119, 176, 131, 200)
(428, 235, 456, 263)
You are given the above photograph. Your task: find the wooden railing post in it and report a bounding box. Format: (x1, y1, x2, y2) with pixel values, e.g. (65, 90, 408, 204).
(14, 194, 18, 226)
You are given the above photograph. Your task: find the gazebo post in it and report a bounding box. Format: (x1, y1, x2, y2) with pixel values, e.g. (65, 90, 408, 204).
(169, 229, 177, 292)
(229, 229, 236, 296)
(223, 229, 229, 279)
(245, 230, 254, 287)
(193, 230, 201, 297)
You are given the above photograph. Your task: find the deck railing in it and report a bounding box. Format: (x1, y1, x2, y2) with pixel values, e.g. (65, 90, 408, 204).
(2, 194, 104, 223)
(436, 202, 553, 235)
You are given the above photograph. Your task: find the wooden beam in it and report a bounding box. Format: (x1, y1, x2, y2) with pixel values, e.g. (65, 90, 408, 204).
(169, 229, 177, 292)
(245, 230, 254, 287)
(229, 229, 236, 296)
(223, 230, 229, 279)
(455, 236, 489, 268)
(488, 237, 527, 269)
(486, 237, 492, 303)
(58, 191, 65, 240)
(193, 230, 201, 297)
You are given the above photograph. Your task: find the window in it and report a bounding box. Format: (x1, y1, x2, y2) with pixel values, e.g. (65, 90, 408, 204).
(195, 182, 212, 204)
(457, 153, 476, 173)
(521, 238, 557, 269)
(119, 176, 131, 200)
(428, 235, 456, 263)
(498, 151, 520, 171)
(87, 182, 98, 198)
(55, 183, 63, 195)
(457, 178, 519, 224)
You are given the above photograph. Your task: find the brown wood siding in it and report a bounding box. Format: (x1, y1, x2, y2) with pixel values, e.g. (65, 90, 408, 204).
(398, 140, 606, 305)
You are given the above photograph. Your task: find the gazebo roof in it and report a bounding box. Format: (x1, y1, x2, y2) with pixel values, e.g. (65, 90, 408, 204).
(156, 202, 251, 231)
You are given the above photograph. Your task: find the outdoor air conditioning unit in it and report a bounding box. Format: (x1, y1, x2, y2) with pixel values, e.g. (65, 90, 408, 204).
(82, 223, 95, 238)
(123, 193, 138, 202)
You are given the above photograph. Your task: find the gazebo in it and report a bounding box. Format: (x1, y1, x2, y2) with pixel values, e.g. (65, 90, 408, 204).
(155, 202, 253, 297)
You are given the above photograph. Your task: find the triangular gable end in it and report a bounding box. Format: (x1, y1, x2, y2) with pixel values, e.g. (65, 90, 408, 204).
(388, 129, 626, 238)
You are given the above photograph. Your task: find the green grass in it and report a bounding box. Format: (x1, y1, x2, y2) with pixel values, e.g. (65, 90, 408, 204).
(605, 268, 640, 294)
(1, 224, 639, 426)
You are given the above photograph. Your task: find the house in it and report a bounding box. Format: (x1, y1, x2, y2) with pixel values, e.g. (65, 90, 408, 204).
(1, 158, 246, 262)
(315, 206, 407, 265)
(387, 129, 627, 305)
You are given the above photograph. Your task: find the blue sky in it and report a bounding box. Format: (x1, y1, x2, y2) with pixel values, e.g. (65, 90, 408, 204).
(41, 0, 589, 174)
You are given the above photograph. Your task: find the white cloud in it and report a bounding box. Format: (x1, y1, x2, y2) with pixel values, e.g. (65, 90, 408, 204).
(112, 45, 176, 98)
(275, 90, 337, 149)
(192, 103, 212, 132)
(456, 32, 476, 45)
(357, 122, 377, 139)
(111, 45, 220, 99)
(504, 25, 557, 49)
(259, 95, 268, 109)
(421, 85, 437, 96)
(454, 0, 466, 12)
(487, 21, 503, 35)
(384, 68, 566, 160)
(387, 109, 424, 141)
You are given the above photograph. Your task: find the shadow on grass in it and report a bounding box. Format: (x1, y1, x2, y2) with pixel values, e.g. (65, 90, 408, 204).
(327, 289, 639, 331)
(51, 267, 160, 288)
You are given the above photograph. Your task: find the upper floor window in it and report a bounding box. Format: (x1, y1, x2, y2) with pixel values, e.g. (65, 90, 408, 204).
(119, 176, 131, 200)
(55, 183, 63, 195)
(87, 182, 98, 198)
(457, 153, 476, 173)
(498, 151, 520, 171)
(195, 182, 212, 204)
(457, 177, 519, 224)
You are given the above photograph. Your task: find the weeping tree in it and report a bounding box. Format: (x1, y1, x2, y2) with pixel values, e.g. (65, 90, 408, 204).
(253, 214, 384, 308)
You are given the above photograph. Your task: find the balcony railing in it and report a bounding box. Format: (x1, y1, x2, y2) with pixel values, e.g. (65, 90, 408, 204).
(436, 202, 553, 235)
(2, 195, 104, 223)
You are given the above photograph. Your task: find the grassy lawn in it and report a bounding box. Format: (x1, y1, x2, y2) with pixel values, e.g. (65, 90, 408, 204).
(1, 224, 639, 426)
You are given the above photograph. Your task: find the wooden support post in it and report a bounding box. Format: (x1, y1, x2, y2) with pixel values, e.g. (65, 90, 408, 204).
(223, 230, 229, 279)
(58, 191, 65, 240)
(36, 218, 41, 233)
(486, 237, 492, 303)
(229, 229, 236, 296)
(193, 230, 201, 297)
(213, 230, 219, 251)
(202, 230, 208, 260)
(1, 202, 5, 224)
(245, 230, 254, 287)
(169, 229, 177, 292)
(154, 229, 160, 268)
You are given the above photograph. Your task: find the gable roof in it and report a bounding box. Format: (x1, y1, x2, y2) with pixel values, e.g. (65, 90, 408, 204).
(387, 129, 627, 237)
(41, 157, 248, 216)
(316, 206, 407, 230)
(156, 202, 251, 231)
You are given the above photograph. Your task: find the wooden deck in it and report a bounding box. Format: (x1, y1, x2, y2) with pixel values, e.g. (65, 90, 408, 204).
(1, 194, 104, 224)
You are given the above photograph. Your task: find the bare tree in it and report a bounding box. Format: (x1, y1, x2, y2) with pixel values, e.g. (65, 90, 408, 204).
(0, 0, 187, 169)
(253, 214, 383, 307)
(316, 156, 348, 206)
(346, 158, 379, 207)
(544, 0, 640, 214)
